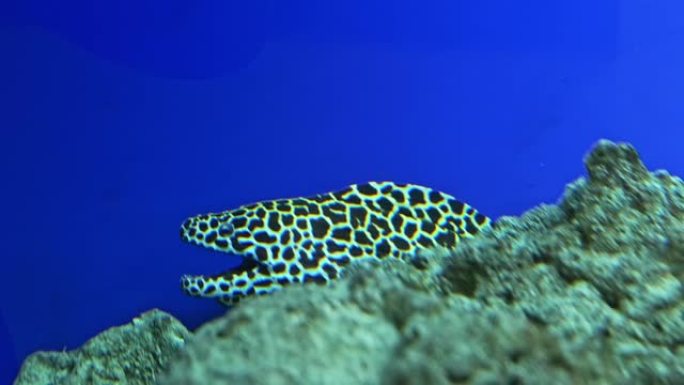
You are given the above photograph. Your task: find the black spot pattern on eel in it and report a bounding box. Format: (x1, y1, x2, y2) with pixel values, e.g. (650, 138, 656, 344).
(179, 181, 490, 305)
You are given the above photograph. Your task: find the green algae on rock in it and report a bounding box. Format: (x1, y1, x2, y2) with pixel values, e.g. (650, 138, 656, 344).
(158, 140, 684, 385)
(13, 310, 190, 385)
(14, 140, 684, 385)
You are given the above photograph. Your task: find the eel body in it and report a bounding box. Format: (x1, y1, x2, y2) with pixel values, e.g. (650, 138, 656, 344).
(180, 181, 490, 305)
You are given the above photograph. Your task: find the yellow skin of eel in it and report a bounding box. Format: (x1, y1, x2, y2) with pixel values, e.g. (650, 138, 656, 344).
(180, 181, 490, 305)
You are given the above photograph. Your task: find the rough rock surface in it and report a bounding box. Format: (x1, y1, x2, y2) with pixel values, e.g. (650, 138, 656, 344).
(159, 140, 684, 385)
(14, 140, 684, 385)
(13, 309, 190, 385)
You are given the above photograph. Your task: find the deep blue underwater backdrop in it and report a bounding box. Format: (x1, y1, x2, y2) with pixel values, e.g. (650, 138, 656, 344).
(3, 0, 684, 382)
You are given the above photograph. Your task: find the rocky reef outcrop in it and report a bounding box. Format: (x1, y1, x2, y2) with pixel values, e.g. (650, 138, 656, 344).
(13, 310, 190, 385)
(15, 140, 684, 385)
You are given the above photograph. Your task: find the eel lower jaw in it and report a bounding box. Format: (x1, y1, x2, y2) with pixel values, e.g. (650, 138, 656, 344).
(180, 274, 211, 297)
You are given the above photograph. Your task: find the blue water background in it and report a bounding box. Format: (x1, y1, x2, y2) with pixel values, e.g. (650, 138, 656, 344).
(2, 1, 684, 382)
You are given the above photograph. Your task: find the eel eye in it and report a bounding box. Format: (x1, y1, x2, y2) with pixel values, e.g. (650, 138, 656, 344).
(219, 223, 234, 235)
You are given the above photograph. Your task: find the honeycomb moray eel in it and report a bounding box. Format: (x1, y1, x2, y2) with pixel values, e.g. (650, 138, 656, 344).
(180, 181, 491, 305)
